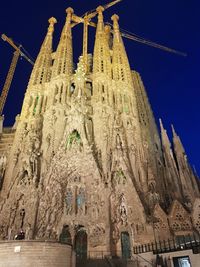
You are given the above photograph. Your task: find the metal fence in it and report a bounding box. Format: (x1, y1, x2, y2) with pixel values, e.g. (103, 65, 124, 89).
(133, 233, 200, 254)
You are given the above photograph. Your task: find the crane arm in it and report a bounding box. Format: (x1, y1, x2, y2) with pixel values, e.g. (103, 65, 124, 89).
(120, 31, 187, 57)
(1, 34, 34, 65)
(81, 0, 122, 19)
(87, 21, 186, 56)
(103, 0, 122, 11)
(99, 22, 186, 57)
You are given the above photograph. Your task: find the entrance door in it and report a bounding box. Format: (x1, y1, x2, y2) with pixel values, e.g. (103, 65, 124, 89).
(173, 256, 192, 267)
(75, 229, 87, 260)
(121, 232, 131, 259)
(59, 225, 72, 245)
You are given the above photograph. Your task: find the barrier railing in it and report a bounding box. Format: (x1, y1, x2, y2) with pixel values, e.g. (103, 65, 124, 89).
(133, 233, 200, 254)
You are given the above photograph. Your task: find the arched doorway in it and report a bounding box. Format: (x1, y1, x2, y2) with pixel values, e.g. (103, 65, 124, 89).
(59, 225, 72, 245)
(75, 229, 87, 260)
(121, 232, 131, 259)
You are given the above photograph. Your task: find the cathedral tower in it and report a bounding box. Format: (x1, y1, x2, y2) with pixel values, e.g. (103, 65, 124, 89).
(0, 5, 199, 260)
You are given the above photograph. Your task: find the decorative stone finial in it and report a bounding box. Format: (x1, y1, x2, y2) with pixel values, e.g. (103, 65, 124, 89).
(96, 6, 105, 13)
(66, 7, 74, 14)
(111, 14, 119, 22)
(48, 17, 57, 25)
(48, 17, 57, 34)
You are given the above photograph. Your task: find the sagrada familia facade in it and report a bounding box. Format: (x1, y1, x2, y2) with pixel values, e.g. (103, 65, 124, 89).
(0, 5, 200, 257)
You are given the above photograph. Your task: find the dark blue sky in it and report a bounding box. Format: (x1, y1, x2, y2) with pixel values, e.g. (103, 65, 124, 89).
(0, 0, 199, 173)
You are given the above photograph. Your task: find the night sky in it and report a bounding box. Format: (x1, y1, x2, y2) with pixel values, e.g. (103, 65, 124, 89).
(0, 0, 199, 173)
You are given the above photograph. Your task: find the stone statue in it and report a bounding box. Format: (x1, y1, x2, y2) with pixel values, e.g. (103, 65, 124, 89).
(77, 187, 86, 215)
(65, 188, 73, 215)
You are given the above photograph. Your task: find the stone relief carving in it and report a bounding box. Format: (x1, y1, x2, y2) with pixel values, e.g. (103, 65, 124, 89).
(89, 193, 104, 221)
(89, 224, 106, 247)
(65, 188, 73, 215)
(112, 169, 126, 186)
(0, 155, 6, 187)
(169, 201, 192, 233)
(77, 187, 86, 215)
(119, 193, 128, 225)
(146, 180, 160, 210)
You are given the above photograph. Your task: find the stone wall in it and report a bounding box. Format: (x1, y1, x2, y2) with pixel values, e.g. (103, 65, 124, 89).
(0, 240, 74, 267)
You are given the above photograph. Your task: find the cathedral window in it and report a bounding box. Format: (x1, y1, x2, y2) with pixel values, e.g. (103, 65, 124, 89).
(66, 130, 82, 149)
(70, 83, 75, 94)
(33, 96, 39, 115)
(123, 95, 129, 113)
(113, 94, 115, 105)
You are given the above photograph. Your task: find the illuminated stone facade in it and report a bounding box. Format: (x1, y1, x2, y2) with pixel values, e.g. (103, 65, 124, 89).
(0, 6, 199, 257)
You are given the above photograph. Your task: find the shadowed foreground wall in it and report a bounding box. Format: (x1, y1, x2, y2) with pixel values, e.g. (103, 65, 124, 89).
(0, 241, 74, 267)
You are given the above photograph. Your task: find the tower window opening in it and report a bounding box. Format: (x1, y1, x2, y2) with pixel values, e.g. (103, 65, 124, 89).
(60, 85, 63, 103)
(33, 96, 39, 115)
(86, 81, 93, 96)
(70, 83, 75, 94)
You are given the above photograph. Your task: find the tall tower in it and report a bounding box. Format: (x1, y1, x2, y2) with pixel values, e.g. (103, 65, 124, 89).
(0, 5, 199, 260)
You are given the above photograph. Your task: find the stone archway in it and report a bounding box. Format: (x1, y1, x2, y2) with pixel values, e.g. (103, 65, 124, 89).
(121, 231, 131, 259)
(59, 225, 72, 245)
(74, 229, 87, 260)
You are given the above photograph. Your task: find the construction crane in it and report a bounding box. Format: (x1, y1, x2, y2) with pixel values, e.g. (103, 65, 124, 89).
(71, 0, 186, 64)
(0, 34, 34, 116)
(106, 22, 187, 57)
(71, 0, 122, 72)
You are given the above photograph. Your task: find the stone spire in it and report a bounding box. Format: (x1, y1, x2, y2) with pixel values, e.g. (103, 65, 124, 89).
(172, 125, 200, 198)
(93, 6, 112, 77)
(159, 119, 172, 150)
(159, 119, 182, 202)
(111, 14, 132, 84)
(52, 8, 74, 78)
(29, 17, 57, 86)
(92, 6, 112, 105)
(171, 125, 186, 158)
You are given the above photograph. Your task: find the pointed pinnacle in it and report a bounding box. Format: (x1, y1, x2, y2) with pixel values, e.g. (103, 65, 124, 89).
(111, 14, 120, 40)
(171, 124, 177, 137)
(159, 118, 164, 131)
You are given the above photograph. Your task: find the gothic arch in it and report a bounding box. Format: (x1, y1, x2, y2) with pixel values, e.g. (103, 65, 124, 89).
(59, 225, 72, 245)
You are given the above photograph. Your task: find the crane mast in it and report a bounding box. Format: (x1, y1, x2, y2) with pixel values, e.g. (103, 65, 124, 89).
(0, 34, 34, 116)
(0, 51, 20, 115)
(72, 0, 122, 73)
